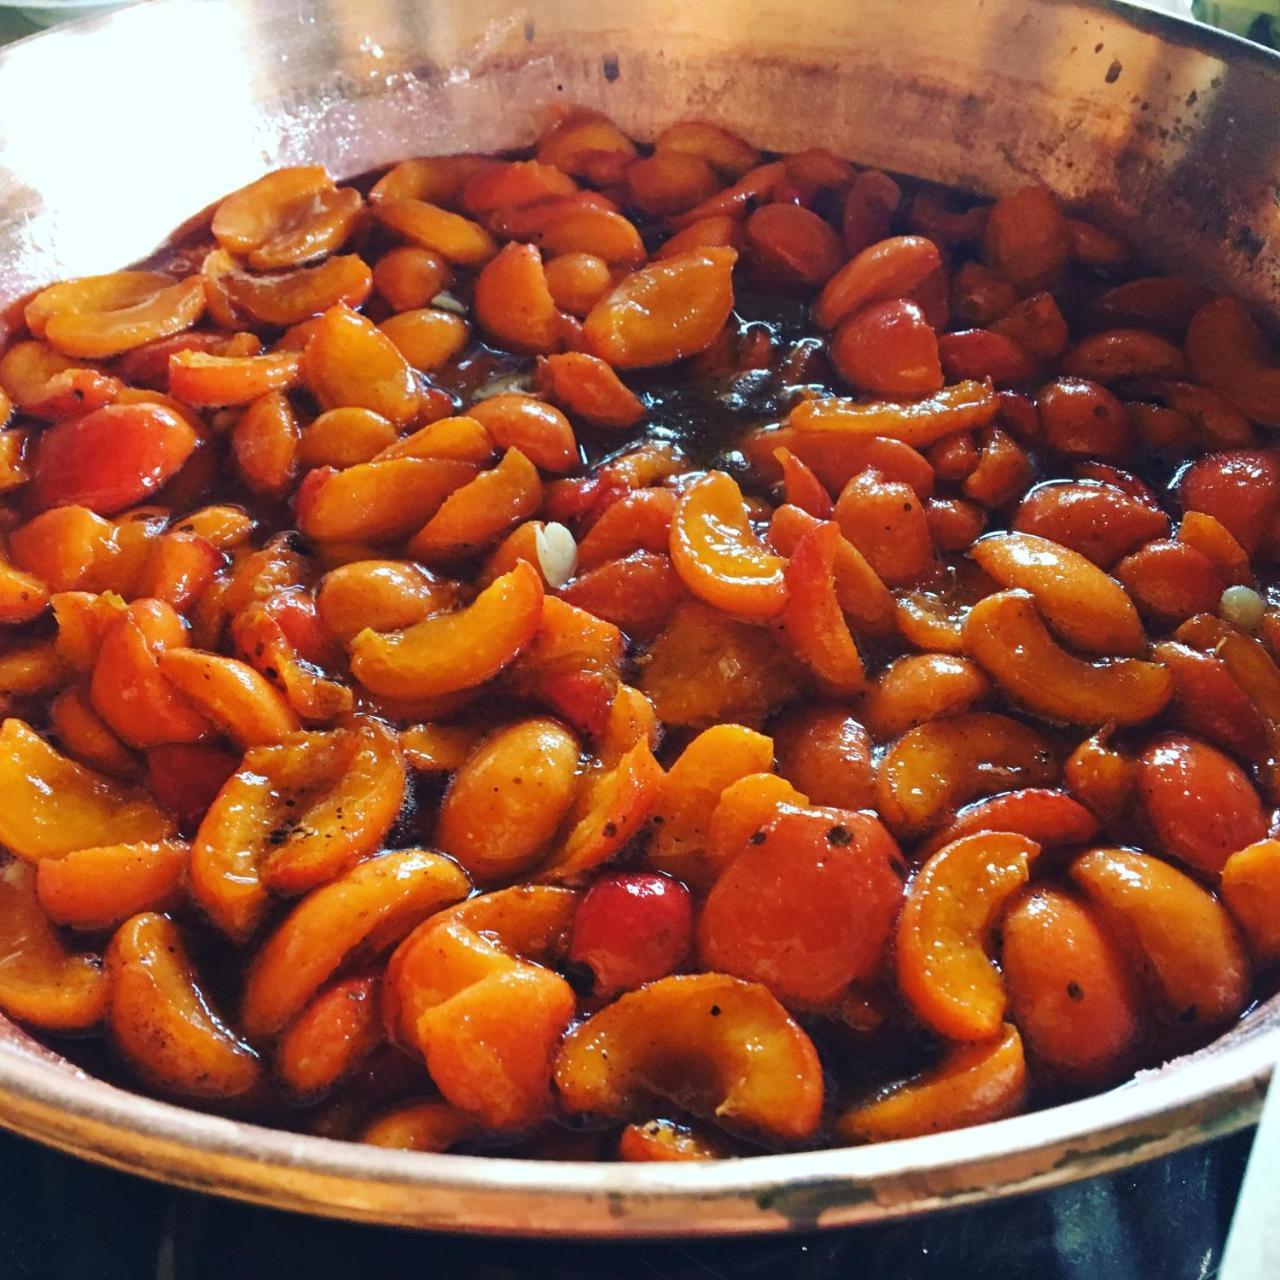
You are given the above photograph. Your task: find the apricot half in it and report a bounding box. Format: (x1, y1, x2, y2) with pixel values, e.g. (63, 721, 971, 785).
(553, 973, 823, 1142)
(897, 831, 1040, 1040)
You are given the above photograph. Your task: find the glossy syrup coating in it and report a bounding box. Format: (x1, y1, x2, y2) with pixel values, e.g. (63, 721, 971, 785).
(0, 110, 1276, 1159)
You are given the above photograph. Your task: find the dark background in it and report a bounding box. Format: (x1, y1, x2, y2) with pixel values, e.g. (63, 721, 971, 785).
(0, 1126, 1252, 1279)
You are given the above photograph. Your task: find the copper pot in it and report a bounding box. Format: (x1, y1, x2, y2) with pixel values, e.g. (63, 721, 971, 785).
(0, 0, 1275, 1236)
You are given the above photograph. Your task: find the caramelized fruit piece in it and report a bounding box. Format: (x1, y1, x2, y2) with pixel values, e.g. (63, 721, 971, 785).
(897, 831, 1040, 1039)
(350, 562, 543, 700)
(646, 722, 774, 889)
(541, 738, 664, 883)
(435, 717, 581, 886)
(191, 719, 405, 937)
(876, 711, 1057, 838)
(107, 912, 261, 1099)
(0, 861, 109, 1030)
(789, 379, 998, 448)
(584, 249, 736, 368)
(638, 601, 801, 727)
(1136, 734, 1266, 876)
(964, 590, 1172, 725)
(393, 915, 574, 1130)
(1002, 887, 1141, 1084)
(30, 402, 197, 516)
(36, 839, 187, 930)
(1220, 839, 1280, 967)
(970, 532, 1144, 656)
(1070, 848, 1249, 1029)
(276, 975, 383, 1099)
(554, 973, 823, 1142)
(838, 1024, 1027, 1142)
(0, 718, 173, 858)
(670, 471, 787, 620)
(241, 849, 470, 1037)
(699, 804, 905, 1008)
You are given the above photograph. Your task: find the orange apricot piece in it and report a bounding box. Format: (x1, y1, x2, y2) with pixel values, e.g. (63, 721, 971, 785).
(780, 520, 865, 693)
(919, 788, 1099, 859)
(222, 254, 371, 327)
(435, 718, 582, 886)
(584, 249, 737, 368)
(858, 652, 990, 741)
(554, 973, 823, 1142)
(1136, 733, 1266, 876)
(295, 456, 478, 543)
(359, 1098, 477, 1152)
(0, 560, 49, 625)
(876, 711, 1057, 838)
(767, 503, 896, 637)
(375, 415, 494, 465)
(467, 395, 578, 472)
(29, 402, 198, 516)
(1002, 887, 1141, 1085)
(813, 234, 942, 330)
(536, 351, 645, 429)
(168, 350, 300, 407)
(646, 723, 774, 890)
(393, 916, 573, 1130)
(541, 738, 664, 883)
(981, 185, 1069, 293)
(699, 804, 905, 1008)
(276, 975, 382, 1099)
(317, 559, 453, 644)
(543, 252, 614, 317)
(970, 532, 1144, 656)
(212, 166, 361, 269)
(638, 601, 802, 728)
(0, 860, 109, 1031)
(398, 722, 484, 772)
(0, 718, 172, 859)
(31, 273, 205, 360)
(897, 831, 1041, 1039)
(372, 198, 496, 265)
(48, 685, 139, 778)
(241, 849, 470, 1038)
(155, 649, 300, 746)
(473, 242, 561, 354)
(350, 562, 544, 700)
(964, 590, 1173, 725)
(774, 447, 833, 519)
(789, 379, 999, 449)
(837, 1024, 1027, 1141)
(377, 307, 468, 372)
(35, 839, 187, 930)
(1070, 848, 1249, 1029)
(1220, 838, 1280, 967)
(372, 246, 452, 312)
(89, 598, 213, 747)
(670, 470, 787, 620)
(618, 1119, 733, 1162)
(1185, 296, 1280, 427)
(407, 449, 543, 562)
(301, 305, 420, 426)
(107, 912, 262, 1099)
(654, 120, 760, 178)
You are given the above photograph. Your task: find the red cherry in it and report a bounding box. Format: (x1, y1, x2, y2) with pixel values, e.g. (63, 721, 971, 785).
(569, 872, 693, 995)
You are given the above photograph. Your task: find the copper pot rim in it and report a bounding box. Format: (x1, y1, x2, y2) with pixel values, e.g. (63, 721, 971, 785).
(0, 1014, 1273, 1234)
